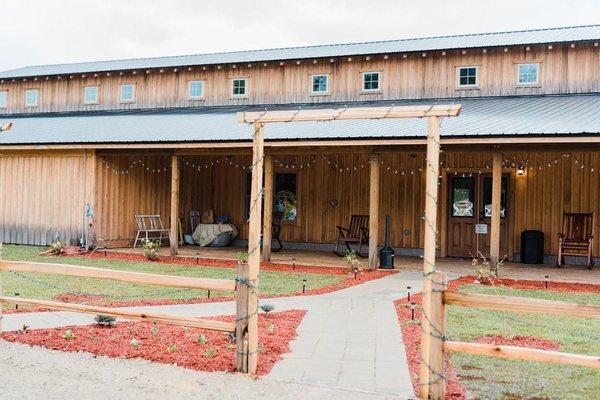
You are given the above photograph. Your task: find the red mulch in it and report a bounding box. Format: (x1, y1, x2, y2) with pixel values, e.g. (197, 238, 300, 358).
(1, 310, 306, 376)
(474, 334, 560, 351)
(449, 275, 600, 294)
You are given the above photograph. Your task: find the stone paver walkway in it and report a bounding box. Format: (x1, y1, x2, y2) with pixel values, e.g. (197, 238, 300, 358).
(2, 271, 449, 398)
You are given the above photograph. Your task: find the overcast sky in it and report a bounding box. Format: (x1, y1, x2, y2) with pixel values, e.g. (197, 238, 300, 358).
(1, 0, 598, 72)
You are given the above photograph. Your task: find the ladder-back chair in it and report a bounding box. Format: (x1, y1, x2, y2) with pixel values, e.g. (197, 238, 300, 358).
(558, 212, 594, 268)
(190, 210, 201, 233)
(334, 215, 370, 257)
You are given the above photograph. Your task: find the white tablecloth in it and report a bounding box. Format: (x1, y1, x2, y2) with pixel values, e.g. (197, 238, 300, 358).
(192, 223, 237, 246)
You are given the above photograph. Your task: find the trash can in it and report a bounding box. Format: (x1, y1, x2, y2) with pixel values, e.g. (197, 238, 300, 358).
(520, 230, 544, 264)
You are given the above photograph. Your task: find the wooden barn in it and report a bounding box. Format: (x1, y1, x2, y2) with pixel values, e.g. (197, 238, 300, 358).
(0, 25, 598, 268)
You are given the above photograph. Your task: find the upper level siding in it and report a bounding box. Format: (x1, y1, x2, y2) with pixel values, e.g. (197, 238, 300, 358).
(0, 43, 598, 115)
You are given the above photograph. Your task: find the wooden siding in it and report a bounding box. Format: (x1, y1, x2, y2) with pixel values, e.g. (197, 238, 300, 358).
(0, 151, 88, 245)
(1, 43, 599, 115)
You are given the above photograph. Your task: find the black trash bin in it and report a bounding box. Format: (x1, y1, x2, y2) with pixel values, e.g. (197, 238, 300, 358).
(520, 230, 544, 264)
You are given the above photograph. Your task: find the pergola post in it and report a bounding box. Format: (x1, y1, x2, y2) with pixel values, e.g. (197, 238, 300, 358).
(419, 116, 445, 400)
(490, 152, 502, 273)
(369, 154, 380, 269)
(247, 122, 264, 375)
(84, 149, 97, 251)
(262, 154, 274, 261)
(169, 154, 180, 257)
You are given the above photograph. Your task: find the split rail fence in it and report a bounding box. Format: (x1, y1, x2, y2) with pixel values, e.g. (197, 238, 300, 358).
(420, 270, 600, 399)
(0, 242, 253, 373)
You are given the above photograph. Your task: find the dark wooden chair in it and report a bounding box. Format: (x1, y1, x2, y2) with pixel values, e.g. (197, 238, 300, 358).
(271, 211, 284, 252)
(558, 212, 594, 268)
(334, 215, 369, 257)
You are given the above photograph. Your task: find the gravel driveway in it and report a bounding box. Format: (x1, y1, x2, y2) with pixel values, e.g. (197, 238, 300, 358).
(0, 340, 407, 400)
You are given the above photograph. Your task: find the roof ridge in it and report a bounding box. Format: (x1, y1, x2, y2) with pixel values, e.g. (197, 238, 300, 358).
(2, 24, 598, 73)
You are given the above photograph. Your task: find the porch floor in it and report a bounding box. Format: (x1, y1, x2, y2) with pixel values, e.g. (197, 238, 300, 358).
(109, 245, 600, 285)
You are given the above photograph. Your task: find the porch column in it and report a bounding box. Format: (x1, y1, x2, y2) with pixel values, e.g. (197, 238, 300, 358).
(169, 154, 180, 256)
(369, 154, 380, 269)
(247, 122, 265, 375)
(262, 154, 273, 261)
(490, 152, 502, 272)
(84, 149, 97, 251)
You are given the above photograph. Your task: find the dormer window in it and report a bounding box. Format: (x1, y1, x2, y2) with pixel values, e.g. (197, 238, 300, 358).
(188, 81, 204, 99)
(362, 72, 380, 91)
(120, 84, 135, 103)
(25, 89, 39, 107)
(516, 63, 539, 86)
(84, 86, 99, 104)
(232, 79, 247, 97)
(0, 91, 7, 108)
(311, 74, 329, 94)
(457, 66, 478, 88)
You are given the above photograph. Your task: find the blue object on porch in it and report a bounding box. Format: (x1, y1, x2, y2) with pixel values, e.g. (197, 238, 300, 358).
(215, 215, 229, 223)
(210, 232, 231, 247)
(183, 234, 195, 245)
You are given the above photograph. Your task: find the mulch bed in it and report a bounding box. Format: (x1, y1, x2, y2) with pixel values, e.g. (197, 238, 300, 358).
(393, 275, 599, 399)
(1, 310, 306, 376)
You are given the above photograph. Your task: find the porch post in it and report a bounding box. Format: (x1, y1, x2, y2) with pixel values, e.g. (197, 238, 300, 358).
(419, 116, 445, 400)
(490, 152, 502, 272)
(262, 154, 273, 261)
(369, 154, 380, 269)
(247, 122, 264, 375)
(169, 154, 180, 257)
(84, 149, 97, 251)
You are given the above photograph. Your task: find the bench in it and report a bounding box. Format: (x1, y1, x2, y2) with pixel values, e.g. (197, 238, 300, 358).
(133, 214, 171, 248)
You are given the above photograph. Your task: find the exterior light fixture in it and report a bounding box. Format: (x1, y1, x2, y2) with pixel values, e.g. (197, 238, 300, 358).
(517, 164, 526, 176)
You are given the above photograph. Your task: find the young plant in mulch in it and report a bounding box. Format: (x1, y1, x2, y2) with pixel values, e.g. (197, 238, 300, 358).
(141, 238, 161, 261)
(344, 250, 363, 276)
(17, 325, 30, 334)
(130, 338, 141, 349)
(167, 343, 178, 353)
(197, 333, 209, 344)
(235, 251, 248, 264)
(94, 315, 117, 327)
(472, 252, 505, 284)
(62, 330, 75, 340)
(41, 239, 67, 256)
(151, 323, 160, 336)
(203, 348, 218, 358)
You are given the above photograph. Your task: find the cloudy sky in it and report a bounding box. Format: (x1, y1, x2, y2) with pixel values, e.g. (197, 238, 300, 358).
(1, 0, 598, 72)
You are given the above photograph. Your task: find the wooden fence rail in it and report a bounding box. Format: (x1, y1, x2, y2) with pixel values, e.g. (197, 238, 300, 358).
(0, 250, 250, 372)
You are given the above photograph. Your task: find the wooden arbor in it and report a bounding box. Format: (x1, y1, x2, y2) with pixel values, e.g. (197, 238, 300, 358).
(238, 104, 462, 379)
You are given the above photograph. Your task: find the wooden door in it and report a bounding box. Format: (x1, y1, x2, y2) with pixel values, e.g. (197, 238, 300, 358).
(447, 174, 509, 258)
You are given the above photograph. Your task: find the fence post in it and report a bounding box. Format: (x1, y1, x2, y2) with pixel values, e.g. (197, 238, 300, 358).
(235, 260, 249, 373)
(425, 271, 447, 399)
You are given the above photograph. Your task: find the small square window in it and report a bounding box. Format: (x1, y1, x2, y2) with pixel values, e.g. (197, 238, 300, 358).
(188, 81, 204, 99)
(517, 63, 539, 86)
(0, 91, 7, 108)
(84, 86, 98, 104)
(25, 89, 38, 107)
(362, 72, 380, 91)
(120, 84, 135, 102)
(311, 74, 329, 93)
(232, 79, 246, 96)
(457, 67, 478, 87)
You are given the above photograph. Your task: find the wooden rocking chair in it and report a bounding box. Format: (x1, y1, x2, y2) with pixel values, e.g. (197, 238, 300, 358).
(558, 212, 594, 268)
(271, 211, 284, 252)
(334, 215, 369, 257)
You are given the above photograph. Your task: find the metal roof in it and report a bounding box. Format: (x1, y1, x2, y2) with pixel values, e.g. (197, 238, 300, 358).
(1, 25, 599, 79)
(0, 94, 599, 145)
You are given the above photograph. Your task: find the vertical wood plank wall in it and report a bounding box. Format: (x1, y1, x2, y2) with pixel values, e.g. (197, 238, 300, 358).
(0, 151, 88, 245)
(1, 150, 598, 259)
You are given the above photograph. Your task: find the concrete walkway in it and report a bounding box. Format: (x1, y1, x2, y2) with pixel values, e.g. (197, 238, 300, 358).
(1, 271, 438, 398)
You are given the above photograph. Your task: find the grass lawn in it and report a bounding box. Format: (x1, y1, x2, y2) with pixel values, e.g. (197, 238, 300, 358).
(0, 245, 344, 310)
(447, 284, 600, 400)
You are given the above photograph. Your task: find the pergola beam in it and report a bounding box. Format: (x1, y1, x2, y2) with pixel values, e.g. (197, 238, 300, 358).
(238, 105, 461, 124)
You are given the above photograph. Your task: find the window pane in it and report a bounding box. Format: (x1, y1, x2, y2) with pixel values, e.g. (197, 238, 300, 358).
(25, 89, 38, 106)
(312, 75, 327, 92)
(0, 91, 6, 107)
(518, 64, 538, 84)
(483, 177, 507, 218)
(363, 73, 379, 90)
(233, 79, 246, 95)
(458, 67, 477, 86)
(189, 81, 203, 98)
(121, 85, 134, 101)
(451, 178, 474, 217)
(84, 86, 98, 103)
(274, 173, 298, 221)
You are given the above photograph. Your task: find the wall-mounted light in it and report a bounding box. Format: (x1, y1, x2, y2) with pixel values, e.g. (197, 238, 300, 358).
(517, 164, 526, 176)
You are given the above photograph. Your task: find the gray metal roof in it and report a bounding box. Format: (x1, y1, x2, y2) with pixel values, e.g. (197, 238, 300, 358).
(0, 94, 599, 145)
(1, 25, 599, 79)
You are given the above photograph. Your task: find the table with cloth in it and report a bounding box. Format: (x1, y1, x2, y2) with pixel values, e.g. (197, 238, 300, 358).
(192, 223, 238, 247)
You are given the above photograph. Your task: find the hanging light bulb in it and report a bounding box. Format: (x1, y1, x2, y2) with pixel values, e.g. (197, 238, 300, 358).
(517, 164, 526, 176)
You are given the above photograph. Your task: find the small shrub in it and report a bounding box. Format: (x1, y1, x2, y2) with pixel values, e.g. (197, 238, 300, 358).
(259, 304, 275, 314)
(49, 239, 67, 255)
(257, 345, 266, 353)
(472, 252, 505, 284)
(62, 330, 75, 340)
(18, 324, 30, 334)
(235, 251, 248, 264)
(224, 343, 236, 350)
(197, 334, 209, 344)
(94, 315, 116, 327)
(167, 343, 178, 353)
(141, 239, 161, 261)
(203, 348, 218, 358)
(344, 250, 363, 275)
(151, 324, 160, 336)
(130, 338, 141, 349)
(266, 322, 275, 334)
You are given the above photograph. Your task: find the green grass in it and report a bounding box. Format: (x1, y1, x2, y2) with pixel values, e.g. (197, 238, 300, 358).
(0, 245, 343, 309)
(447, 284, 600, 400)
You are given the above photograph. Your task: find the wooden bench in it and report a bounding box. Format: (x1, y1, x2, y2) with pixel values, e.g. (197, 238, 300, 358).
(334, 215, 370, 257)
(558, 212, 594, 268)
(133, 215, 171, 248)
